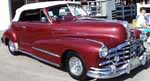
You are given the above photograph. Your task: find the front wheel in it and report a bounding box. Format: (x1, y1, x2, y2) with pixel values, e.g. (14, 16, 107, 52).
(8, 40, 19, 55)
(66, 52, 91, 81)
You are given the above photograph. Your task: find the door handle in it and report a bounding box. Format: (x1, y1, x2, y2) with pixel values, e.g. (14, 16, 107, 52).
(22, 26, 27, 29)
(76, 32, 88, 35)
(55, 28, 68, 31)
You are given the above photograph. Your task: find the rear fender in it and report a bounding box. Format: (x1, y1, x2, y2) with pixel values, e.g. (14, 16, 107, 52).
(2, 29, 18, 45)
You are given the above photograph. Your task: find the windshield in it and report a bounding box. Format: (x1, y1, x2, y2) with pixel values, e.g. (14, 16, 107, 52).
(68, 4, 88, 17)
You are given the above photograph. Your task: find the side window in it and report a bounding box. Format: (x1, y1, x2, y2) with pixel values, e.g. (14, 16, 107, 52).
(19, 9, 40, 22)
(40, 10, 48, 22)
(19, 9, 48, 22)
(59, 7, 70, 17)
(47, 4, 72, 21)
(48, 11, 54, 17)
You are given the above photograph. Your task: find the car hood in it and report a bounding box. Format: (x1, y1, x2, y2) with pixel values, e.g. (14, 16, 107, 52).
(52, 18, 128, 48)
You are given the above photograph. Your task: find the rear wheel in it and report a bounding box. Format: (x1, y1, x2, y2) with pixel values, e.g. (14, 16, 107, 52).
(66, 52, 91, 81)
(8, 40, 19, 55)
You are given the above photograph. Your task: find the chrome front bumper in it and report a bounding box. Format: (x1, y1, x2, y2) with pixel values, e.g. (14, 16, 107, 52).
(87, 54, 147, 79)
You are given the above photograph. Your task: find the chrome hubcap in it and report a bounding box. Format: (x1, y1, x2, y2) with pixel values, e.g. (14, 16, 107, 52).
(69, 57, 83, 76)
(9, 41, 18, 52)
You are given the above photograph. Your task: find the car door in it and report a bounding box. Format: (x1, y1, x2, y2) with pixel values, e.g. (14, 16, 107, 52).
(18, 9, 61, 64)
(18, 9, 50, 50)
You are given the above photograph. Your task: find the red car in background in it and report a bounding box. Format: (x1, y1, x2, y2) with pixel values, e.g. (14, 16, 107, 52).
(1, 1, 148, 81)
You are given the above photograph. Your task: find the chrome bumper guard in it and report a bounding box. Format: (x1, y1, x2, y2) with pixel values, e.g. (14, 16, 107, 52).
(144, 49, 150, 61)
(87, 54, 147, 79)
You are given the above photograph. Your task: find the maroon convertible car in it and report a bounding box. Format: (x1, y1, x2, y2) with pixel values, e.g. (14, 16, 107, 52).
(1, 1, 148, 81)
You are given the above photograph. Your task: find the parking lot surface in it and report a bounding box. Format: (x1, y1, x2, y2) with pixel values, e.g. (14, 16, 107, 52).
(0, 31, 150, 81)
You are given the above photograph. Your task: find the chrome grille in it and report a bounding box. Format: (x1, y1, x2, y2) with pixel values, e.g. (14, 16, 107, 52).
(99, 40, 144, 67)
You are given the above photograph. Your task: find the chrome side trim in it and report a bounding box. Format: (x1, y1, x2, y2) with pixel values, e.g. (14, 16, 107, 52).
(86, 39, 104, 47)
(18, 50, 60, 67)
(32, 47, 60, 58)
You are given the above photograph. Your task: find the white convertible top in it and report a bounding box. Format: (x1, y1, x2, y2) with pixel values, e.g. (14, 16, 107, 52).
(13, 1, 80, 21)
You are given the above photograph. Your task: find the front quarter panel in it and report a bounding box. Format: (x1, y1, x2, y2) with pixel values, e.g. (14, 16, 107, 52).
(32, 37, 103, 69)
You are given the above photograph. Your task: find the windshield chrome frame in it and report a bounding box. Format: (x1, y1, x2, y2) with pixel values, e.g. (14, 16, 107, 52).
(67, 3, 88, 17)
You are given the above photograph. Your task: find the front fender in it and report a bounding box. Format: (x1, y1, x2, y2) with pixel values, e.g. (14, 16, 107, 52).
(33, 37, 104, 69)
(62, 38, 103, 69)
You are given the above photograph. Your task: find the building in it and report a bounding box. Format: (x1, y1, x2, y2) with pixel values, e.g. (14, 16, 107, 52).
(10, 0, 150, 18)
(0, 0, 11, 30)
(0, 0, 149, 31)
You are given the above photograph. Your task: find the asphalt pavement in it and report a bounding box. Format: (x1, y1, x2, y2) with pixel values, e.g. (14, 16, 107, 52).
(0, 31, 150, 81)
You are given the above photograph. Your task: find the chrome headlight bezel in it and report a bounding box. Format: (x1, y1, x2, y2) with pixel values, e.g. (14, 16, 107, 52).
(99, 45, 108, 58)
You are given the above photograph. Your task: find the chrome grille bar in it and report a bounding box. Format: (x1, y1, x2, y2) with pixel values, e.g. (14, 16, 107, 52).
(100, 40, 143, 67)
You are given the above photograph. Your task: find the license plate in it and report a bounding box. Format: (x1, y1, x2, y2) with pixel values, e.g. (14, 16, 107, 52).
(130, 57, 140, 69)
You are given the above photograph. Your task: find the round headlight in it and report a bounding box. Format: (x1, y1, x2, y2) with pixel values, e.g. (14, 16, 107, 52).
(99, 46, 108, 58)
